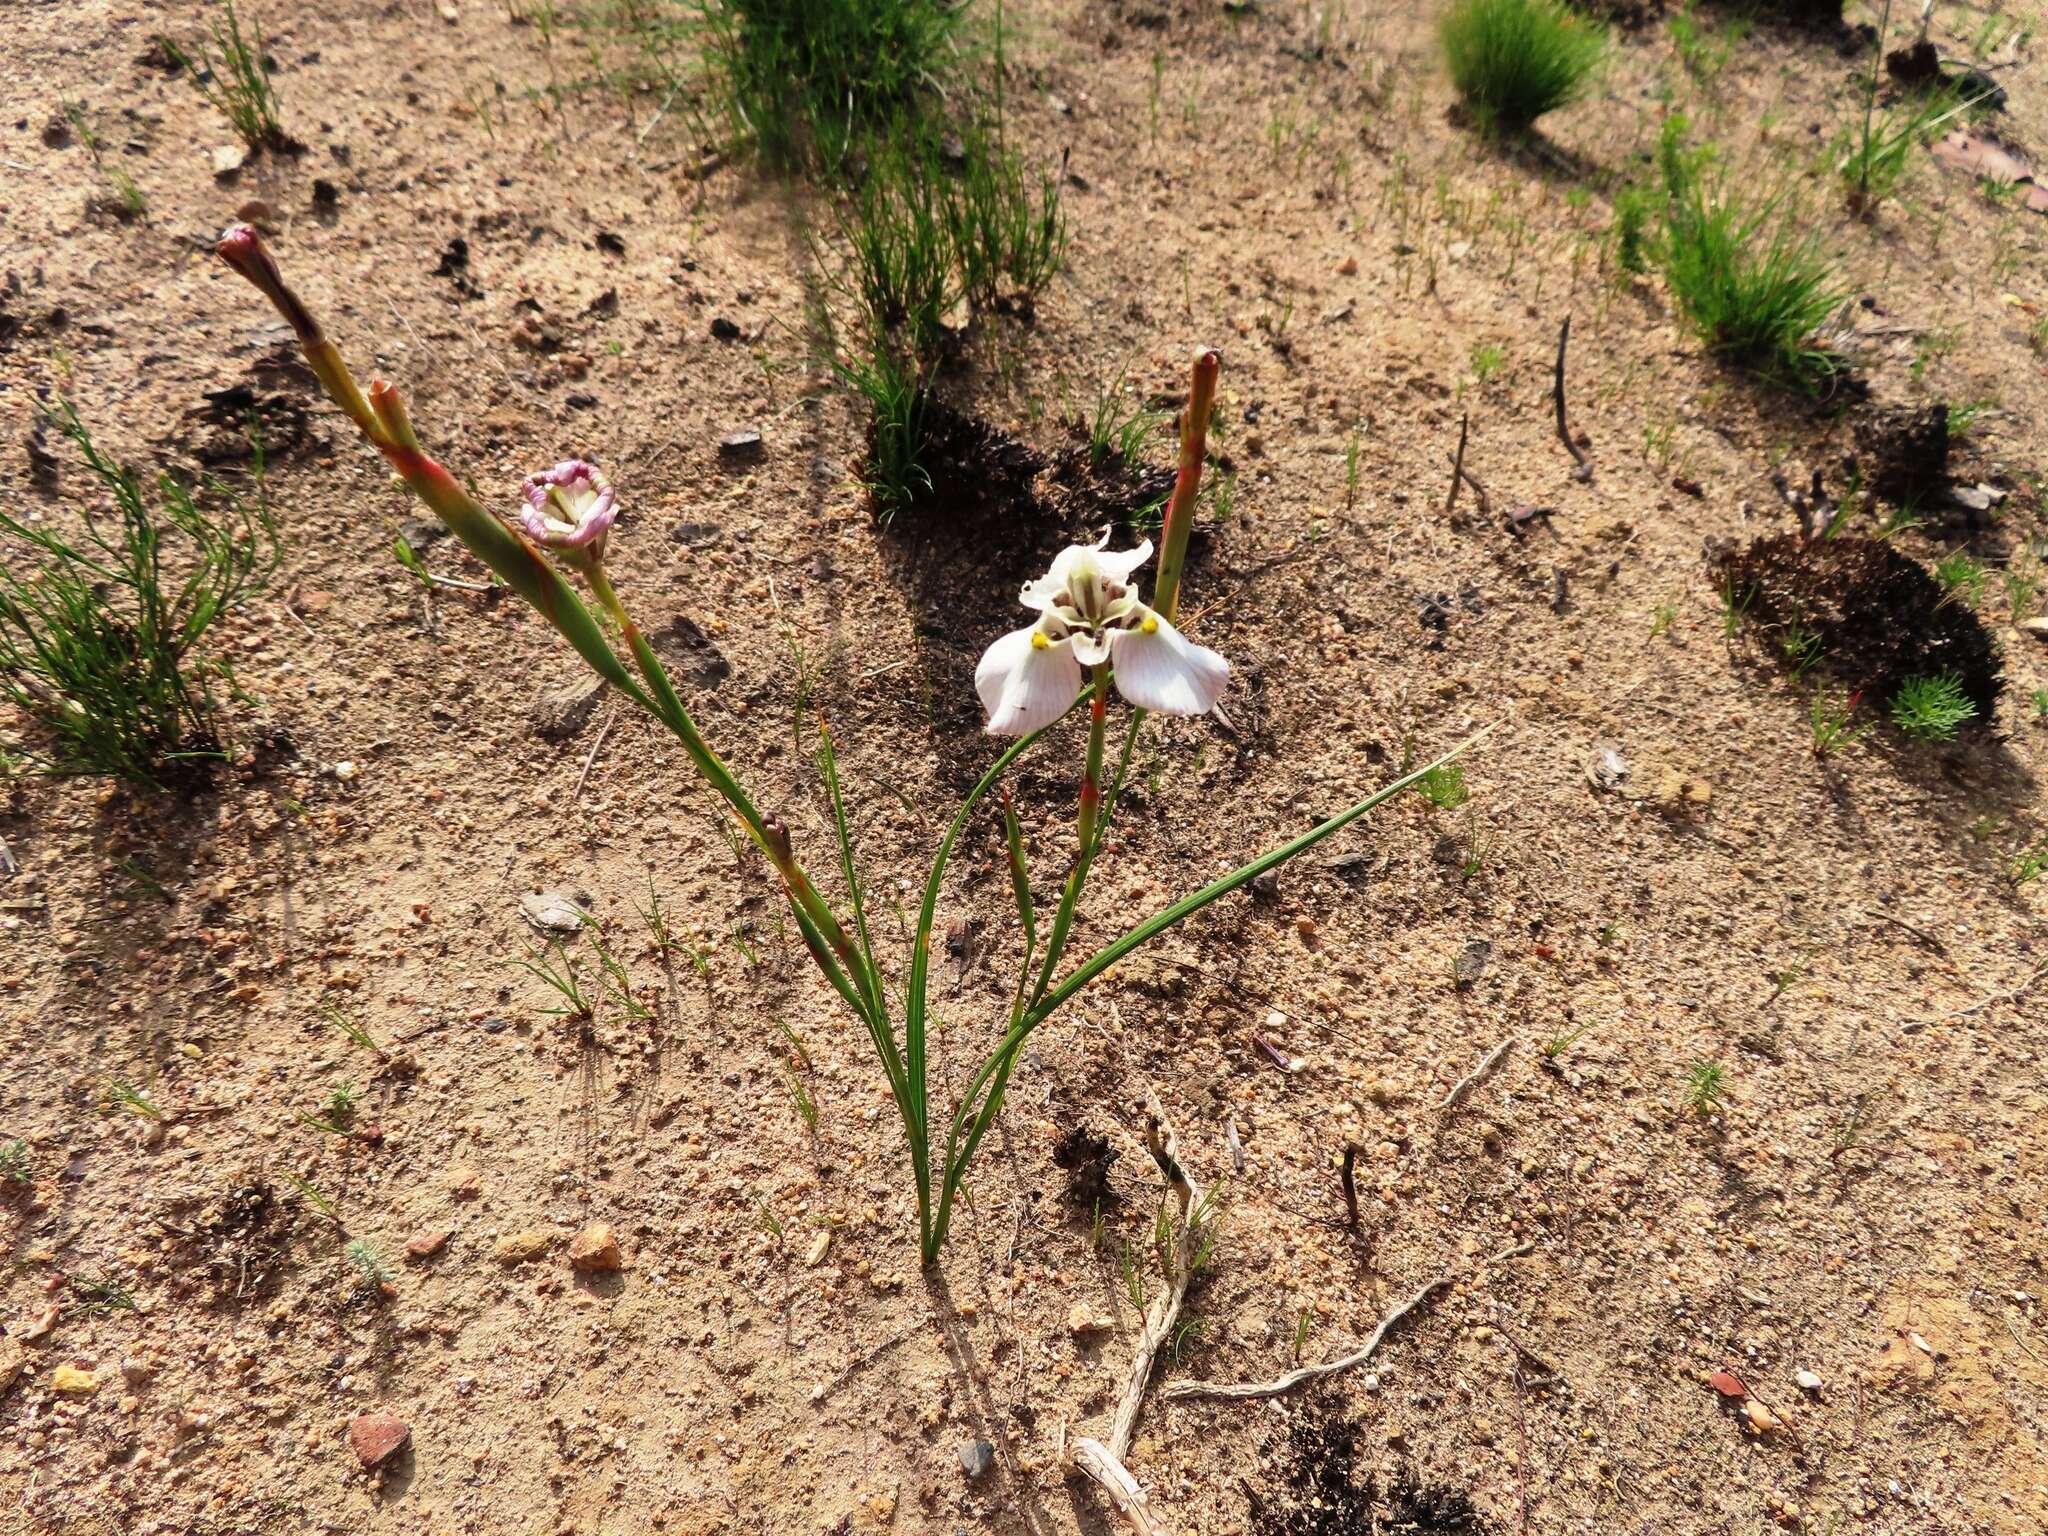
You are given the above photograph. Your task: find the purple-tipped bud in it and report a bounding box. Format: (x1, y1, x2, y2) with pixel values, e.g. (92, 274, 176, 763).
(518, 460, 617, 563)
(217, 223, 320, 342)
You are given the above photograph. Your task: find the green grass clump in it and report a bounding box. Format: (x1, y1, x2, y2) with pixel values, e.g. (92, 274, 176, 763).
(0, 404, 278, 790)
(161, 0, 291, 153)
(1653, 120, 1845, 391)
(940, 118, 1066, 309)
(696, 0, 964, 167)
(1890, 673, 1976, 741)
(1439, 0, 1606, 136)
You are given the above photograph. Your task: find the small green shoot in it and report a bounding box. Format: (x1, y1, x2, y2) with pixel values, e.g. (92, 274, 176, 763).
(1415, 763, 1471, 810)
(1890, 673, 1977, 742)
(1681, 1059, 1726, 1117)
(1932, 550, 1988, 608)
(1809, 690, 1870, 758)
(106, 1082, 161, 1121)
(0, 1140, 31, 1185)
(345, 1238, 394, 1290)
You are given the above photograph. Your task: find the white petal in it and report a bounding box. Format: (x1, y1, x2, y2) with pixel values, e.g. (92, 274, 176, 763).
(1071, 629, 1112, 667)
(1094, 538, 1154, 584)
(1109, 615, 1229, 716)
(975, 626, 1038, 717)
(977, 626, 1083, 735)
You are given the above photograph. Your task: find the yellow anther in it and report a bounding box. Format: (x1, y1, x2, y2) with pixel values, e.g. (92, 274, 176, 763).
(1031, 631, 1050, 650)
(1140, 614, 1159, 634)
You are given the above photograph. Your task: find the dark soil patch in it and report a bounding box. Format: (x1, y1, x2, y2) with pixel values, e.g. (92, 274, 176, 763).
(1051, 1121, 1120, 1211)
(1848, 402, 1949, 506)
(1250, 1409, 1493, 1535)
(1717, 532, 2002, 715)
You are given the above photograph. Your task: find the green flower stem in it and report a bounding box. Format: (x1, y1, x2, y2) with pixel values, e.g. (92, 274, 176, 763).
(1151, 347, 1220, 626)
(905, 703, 1075, 1259)
(927, 728, 1491, 1258)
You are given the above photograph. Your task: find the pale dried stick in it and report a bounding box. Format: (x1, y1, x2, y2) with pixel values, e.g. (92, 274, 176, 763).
(1070, 1095, 1217, 1533)
(1162, 1241, 1532, 1403)
(1439, 1037, 1514, 1113)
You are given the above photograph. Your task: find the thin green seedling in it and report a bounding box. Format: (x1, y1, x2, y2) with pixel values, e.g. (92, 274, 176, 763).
(1469, 342, 1506, 382)
(280, 1169, 339, 1222)
(1088, 366, 1166, 470)
(1292, 1305, 1315, 1364)
(2008, 839, 2048, 887)
(1809, 689, 1871, 757)
(518, 939, 596, 1018)
(323, 1002, 382, 1058)
(1933, 550, 1988, 608)
(107, 1082, 161, 1121)
(1344, 429, 1363, 509)
(1542, 1020, 1592, 1058)
(2030, 688, 2048, 720)
(784, 1069, 819, 1132)
(1780, 622, 1821, 680)
(1718, 574, 1757, 638)
(161, 0, 292, 153)
(1681, 1059, 1726, 1116)
(1890, 673, 1977, 742)
(66, 1273, 138, 1317)
(581, 913, 652, 1021)
(1650, 602, 1678, 638)
(0, 1140, 30, 1184)
(64, 99, 147, 219)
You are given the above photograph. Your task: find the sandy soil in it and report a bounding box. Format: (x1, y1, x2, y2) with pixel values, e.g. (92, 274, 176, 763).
(3, 0, 2047, 1532)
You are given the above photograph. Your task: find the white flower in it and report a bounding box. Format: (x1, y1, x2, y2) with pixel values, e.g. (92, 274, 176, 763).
(974, 533, 1229, 735)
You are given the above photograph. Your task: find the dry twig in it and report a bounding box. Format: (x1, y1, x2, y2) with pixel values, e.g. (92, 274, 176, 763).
(1163, 1241, 1533, 1402)
(1552, 317, 1591, 481)
(1070, 1095, 1219, 1533)
(1439, 1038, 1514, 1113)
(1445, 412, 1470, 517)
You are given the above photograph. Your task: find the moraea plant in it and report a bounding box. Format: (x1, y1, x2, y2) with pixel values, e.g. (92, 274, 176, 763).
(216, 225, 1482, 1266)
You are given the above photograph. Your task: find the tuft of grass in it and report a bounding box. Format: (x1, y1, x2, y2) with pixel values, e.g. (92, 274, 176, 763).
(1840, 85, 1981, 216)
(1654, 121, 1844, 390)
(0, 1140, 32, 1185)
(161, 0, 292, 153)
(1681, 1059, 1726, 1116)
(941, 117, 1067, 308)
(1809, 689, 1870, 757)
(1611, 184, 1655, 276)
(1932, 549, 1989, 608)
(832, 137, 959, 361)
(1469, 341, 1506, 382)
(0, 403, 277, 789)
(2030, 687, 2048, 721)
(1890, 672, 1977, 741)
(831, 339, 932, 518)
(1087, 367, 1165, 470)
(1439, 0, 1606, 137)
(2009, 839, 2048, 887)
(694, 0, 964, 168)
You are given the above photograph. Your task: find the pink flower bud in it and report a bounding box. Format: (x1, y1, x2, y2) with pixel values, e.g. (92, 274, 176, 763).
(518, 460, 617, 564)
